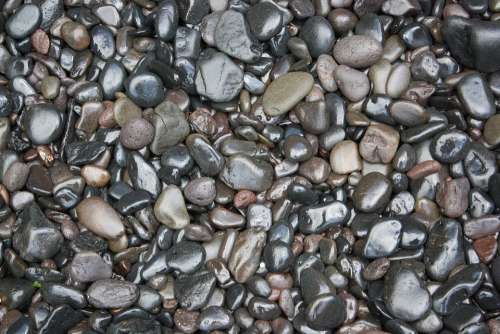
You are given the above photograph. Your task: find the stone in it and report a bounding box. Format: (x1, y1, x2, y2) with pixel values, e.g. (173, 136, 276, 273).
(220, 154, 274, 192)
(334, 65, 370, 102)
(228, 228, 266, 283)
(333, 35, 382, 68)
(150, 101, 190, 155)
(6, 4, 42, 39)
(154, 185, 190, 229)
(457, 73, 496, 119)
(87, 279, 139, 309)
(353, 172, 392, 212)
(359, 123, 400, 164)
(69, 252, 112, 282)
(22, 104, 64, 145)
(263, 72, 314, 116)
(363, 218, 402, 258)
(329, 140, 362, 174)
(76, 197, 125, 240)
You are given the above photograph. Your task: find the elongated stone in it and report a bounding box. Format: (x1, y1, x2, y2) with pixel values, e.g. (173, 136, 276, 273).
(263, 72, 314, 116)
(228, 229, 266, 283)
(76, 197, 125, 240)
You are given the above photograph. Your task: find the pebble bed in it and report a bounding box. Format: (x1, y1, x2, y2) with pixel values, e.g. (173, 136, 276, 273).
(0, 0, 500, 333)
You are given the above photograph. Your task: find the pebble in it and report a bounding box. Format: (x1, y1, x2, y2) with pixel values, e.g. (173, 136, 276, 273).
(334, 65, 370, 102)
(81, 165, 110, 188)
(76, 197, 125, 240)
(436, 177, 470, 218)
(6, 4, 42, 39)
(300, 16, 336, 58)
(228, 228, 266, 283)
(359, 123, 400, 164)
(87, 279, 139, 309)
(333, 35, 382, 68)
(363, 218, 402, 258)
(61, 21, 90, 51)
(154, 185, 190, 229)
(457, 73, 496, 120)
(125, 72, 165, 108)
(316, 55, 338, 92)
(247, 2, 283, 41)
(483, 114, 500, 145)
(430, 129, 470, 163)
(384, 266, 431, 321)
(119, 118, 155, 150)
(13, 203, 63, 261)
(175, 270, 216, 310)
(353, 172, 392, 212)
(215, 10, 262, 63)
(389, 100, 429, 126)
(195, 52, 244, 102)
(220, 154, 273, 192)
(3, 162, 30, 192)
(329, 140, 362, 174)
(69, 252, 112, 282)
(263, 72, 314, 116)
(150, 101, 190, 155)
(22, 104, 64, 145)
(184, 177, 216, 206)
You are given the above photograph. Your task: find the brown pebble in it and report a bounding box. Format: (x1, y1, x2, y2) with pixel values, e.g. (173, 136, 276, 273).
(99, 102, 117, 128)
(233, 190, 257, 209)
(435, 177, 470, 218)
(473, 235, 498, 263)
(407, 160, 442, 179)
(174, 308, 199, 334)
(61, 21, 91, 50)
(81, 165, 111, 188)
(363, 258, 391, 281)
(31, 29, 50, 54)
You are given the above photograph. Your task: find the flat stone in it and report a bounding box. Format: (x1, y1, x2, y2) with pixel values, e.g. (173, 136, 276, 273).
(150, 101, 190, 155)
(359, 123, 400, 164)
(353, 172, 392, 213)
(6, 4, 42, 39)
(87, 279, 139, 309)
(220, 154, 273, 192)
(76, 196, 125, 240)
(329, 140, 362, 174)
(154, 185, 190, 229)
(263, 72, 314, 116)
(69, 251, 112, 282)
(22, 103, 64, 145)
(436, 177, 470, 218)
(457, 73, 496, 120)
(334, 65, 370, 102)
(228, 228, 266, 283)
(363, 218, 402, 258)
(175, 270, 217, 310)
(333, 35, 382, 68)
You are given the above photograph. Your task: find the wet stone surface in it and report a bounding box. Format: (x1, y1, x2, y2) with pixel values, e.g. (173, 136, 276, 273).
(0, 0, 499, 333)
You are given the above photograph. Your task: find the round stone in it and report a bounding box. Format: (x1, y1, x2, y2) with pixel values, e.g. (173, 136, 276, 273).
(61, 21, 91, 50)
(333, 35, 382, 68)
(353, 172, 392, 212)
(120, 118, 155, 150)
(125, 72, 165, 108)
(22, 103, 64, 145)
(6, 4, 42, 39)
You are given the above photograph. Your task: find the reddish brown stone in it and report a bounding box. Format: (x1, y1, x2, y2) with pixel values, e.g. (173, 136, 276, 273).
(436, 177, 470, 218)
(31, 29, 50, 54)
(174, 308, 199, 334)
(233, 190, 256, 209)
(407, 160, 442, 179)
(473, 235, 498, 263)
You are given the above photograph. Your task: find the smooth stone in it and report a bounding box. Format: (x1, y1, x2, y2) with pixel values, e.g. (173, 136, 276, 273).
(389, 100, 429, 126)
(329, 140, 362, 174)
(442, 16, 500, 72)
(184, 177, 216, 206)
(178, 0, 209, 24)
(489, 175, 500, 208)
(13, 203, 63, 262)
(150, 101, 190, 155)
(359, 123, 400, 164)
(411, 51, 440, 82)
(41, 283, 87, 309)
(61, 21, 90, 50)
(283, 135, 313, 162)
(228, 228, 266, 283)
(87, 279, 139, 309)
(107, 319, 161, 334)
(316, 54, 338, 92)
(483, 114, 500, 145)
(299, 157, 331, 184)
(220, 154, 273, 192)
(81, 165, 110, 188)
(432, 264, 485, 315)
(186, 134, 225, 176)
(195, 52, 244, 103)
(263, 241, 294, 272)
(295, 101, 330, 135)
(156, 0, 178, 42)
(119, 118, 154, 150)
(113, 97, 141, 127)
(463, 215, 500, 239)
(334, 65, 370, 102)
(22, 104, 64, 145)
(263, 72, 314, 116)
(469, 188, 495, 218)
(246, 2, 283, 41)
(38, 305, 84, 334)
(200, 11, 222, 46)
(127, 152, 161, 198)
(300, 267, 334, 304)
(215, 10, 263, 63)
(300, 16, 336, 58)
(386, 63, 411, 98)
(175, 270, 216, 310)
(464, 143, 497, 190)
(298, 201, 350, 234)
(197, 306, 233, 331)
(3, 162, 30, 192)
(160, 145, 194, 174)
(457, 73, 496, 120)
(304, 294, 347, 330)
(0, 278, 35, 310)
(399, 23, 432, 48)
(436, 177, 470, 218)
(40, 76, 61, 100)
(363, 218, 402, 258)
(353, 172, 392, 212)
(424, 219, 465, 281)
(384, 266, 431, 321)
(154, 185, 190, 229)
(90, 25, 115, 59)
(429, 129, 469, 164)
(69, 251, 112, 282)
(65, 141, 107, 166)
(247, 203, 272, 231)
(166, 241, 205, 274)
(6, 4, 42, 39)
(76, 196, 125, 240)
(333, 35, 382, 68)
(248, 297, 281, 320)
(125, 72, 165, 108)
